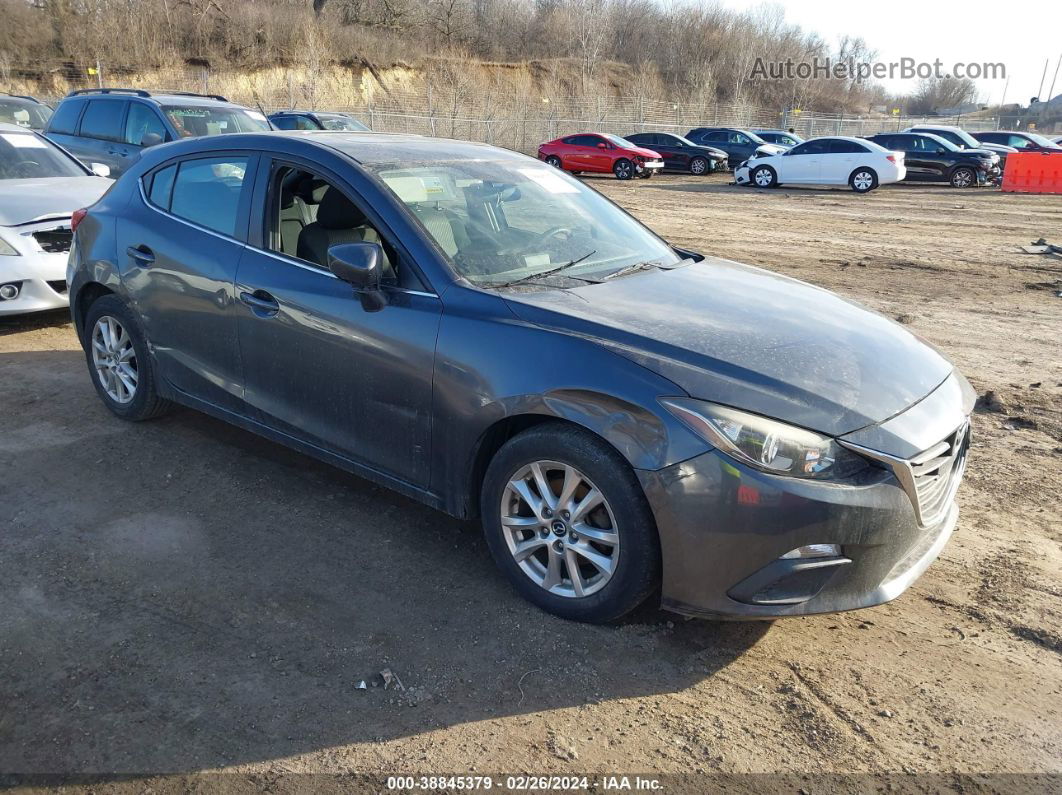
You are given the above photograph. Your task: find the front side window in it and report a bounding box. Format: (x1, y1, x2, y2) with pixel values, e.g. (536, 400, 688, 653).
(166, 156, 250, 237)
(0, 131, 86, 179)
(80, 100, 125, 142)
(366, 158, 681, 287)
(294, 116, 319, 131)
(730, 133, 751, 145)
(125, 103, 168, 146)
(163, 106, 269, 138)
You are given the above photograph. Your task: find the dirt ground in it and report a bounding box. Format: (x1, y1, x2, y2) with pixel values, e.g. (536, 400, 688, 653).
(1, 174, 1060, 789)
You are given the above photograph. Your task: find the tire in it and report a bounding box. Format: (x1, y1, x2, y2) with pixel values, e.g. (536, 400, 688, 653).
(613, 158, 635, 180)
(637, 169, 653, 179)
(480, 423, 661, 623)
(545, 155, 562, 169)
(82, 294, 172, 421)
(689, 156, 708, 176)
(949, 166, 975, 188)
(751, 165, 777, 188)
(849, 167, 878, 193)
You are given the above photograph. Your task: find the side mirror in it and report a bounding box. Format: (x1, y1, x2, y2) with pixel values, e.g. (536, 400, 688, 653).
(141, 132, 163, 148)
(328, 242, 387, 311)
(89, 162, 111, 178)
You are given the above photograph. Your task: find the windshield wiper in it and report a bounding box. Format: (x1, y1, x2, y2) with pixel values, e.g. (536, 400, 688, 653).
(487, 250, 597, 288)
(601, 261, 661, 280)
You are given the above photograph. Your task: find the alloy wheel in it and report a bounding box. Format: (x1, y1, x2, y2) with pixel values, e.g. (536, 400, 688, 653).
(852, 170, 874, 191)
(690, 158, 707, 175)
(753, 167, 774, 187)
(952, 168, 973, 188)
(614, 160, 633, 180)
(545, 156, 562, 168)
(91, 315, 138, 404)
(500, 460, 619, 598)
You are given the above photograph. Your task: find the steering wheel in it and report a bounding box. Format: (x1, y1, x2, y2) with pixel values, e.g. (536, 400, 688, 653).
(12, 160, 40, 178)
(536, 226, 574, 243)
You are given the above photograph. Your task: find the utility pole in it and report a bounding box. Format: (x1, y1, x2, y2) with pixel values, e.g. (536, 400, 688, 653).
(1047, 54, 1061, 104)
(1036, 58, 1048, 101)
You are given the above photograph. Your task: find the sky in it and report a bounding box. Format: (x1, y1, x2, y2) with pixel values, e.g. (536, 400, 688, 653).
(716, 0, 1062, 105)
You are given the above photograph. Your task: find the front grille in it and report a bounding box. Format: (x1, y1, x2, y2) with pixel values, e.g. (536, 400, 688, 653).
(32, 228, 72, 253)
(46, 280, 68, 295)
(908, 422, 969, 526)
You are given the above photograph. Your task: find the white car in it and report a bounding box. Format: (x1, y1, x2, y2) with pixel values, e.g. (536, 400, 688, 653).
(734, 136, 906, 193)
(0, 123, 112, 316)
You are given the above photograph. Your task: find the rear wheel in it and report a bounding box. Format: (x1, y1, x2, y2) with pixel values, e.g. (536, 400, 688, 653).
(83, 294, 171, 421)
(751, 165, 777, 188)
(849, 167, 878, 193)
(689, 156, 708, 175)
(613, 159, 635, 180)
(950, 166, 975, 188)
(481, 423, 660, 623)
(545, 155, 562, 169)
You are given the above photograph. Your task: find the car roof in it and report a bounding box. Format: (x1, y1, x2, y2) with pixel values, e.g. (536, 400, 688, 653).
(0, 93, 44, 105)
(61, 89, 251, 110)
(906, 124, 962, 132)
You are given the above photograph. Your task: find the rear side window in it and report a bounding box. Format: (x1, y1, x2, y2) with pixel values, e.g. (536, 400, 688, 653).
(147, 164, 177, 209)
(169, 156, 250, 237)
(294, 116, 318, 130)
(271, 116, 298, 130)
(125, 103, 167, 146)
(48, 100, 85, 135)
(829, 139, 868, 154)
(80, 100, 126, 141)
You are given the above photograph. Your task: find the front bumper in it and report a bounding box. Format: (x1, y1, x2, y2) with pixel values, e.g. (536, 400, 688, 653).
(636, 159, 664, 172)
(734, 162, 751, 185)
(639, 452, 958, 618)
(0, 221, 72, 316)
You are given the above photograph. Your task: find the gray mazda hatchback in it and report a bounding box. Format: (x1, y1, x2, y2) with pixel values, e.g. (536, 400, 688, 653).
(67, 131, 973, 623)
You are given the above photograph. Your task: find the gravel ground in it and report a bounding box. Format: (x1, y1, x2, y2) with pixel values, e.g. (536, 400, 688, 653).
(1, 174, 1060, 789)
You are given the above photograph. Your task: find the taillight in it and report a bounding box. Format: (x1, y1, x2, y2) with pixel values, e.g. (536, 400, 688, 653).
(886, 154, 897, 164)
(70, 208, 88, 233)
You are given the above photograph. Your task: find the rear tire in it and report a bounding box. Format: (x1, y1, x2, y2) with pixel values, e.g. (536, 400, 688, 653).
(849, 167, 878, 193)
(481, 423, 660, 623)
(83, 294, 172, 422)
(613, 159, 635, 180)
(949, 166, 975, 188)
(545, 155, 562, 169)
(689, 156, 708, 175)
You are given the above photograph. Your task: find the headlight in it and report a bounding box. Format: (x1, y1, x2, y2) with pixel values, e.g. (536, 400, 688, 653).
(661, 398, 868, 479)
(0, 237, 20, 256)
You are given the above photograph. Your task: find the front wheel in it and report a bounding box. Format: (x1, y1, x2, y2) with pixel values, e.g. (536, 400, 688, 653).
(689, 156, 708, 175)
(613, 159, 635, 180)
(545, 155, 562, 169)
(637, 168, 653, 179)
(481, 423, 660, 623)
(751, 165, 777, 188)
(83, 294, 172, 421)
(950, 166, 975, 188)
(849, 167, 878, 193)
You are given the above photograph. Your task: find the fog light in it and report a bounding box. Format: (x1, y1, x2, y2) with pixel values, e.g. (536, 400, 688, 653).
(780, 544, 841, 559)
(0, 282, 21, 300)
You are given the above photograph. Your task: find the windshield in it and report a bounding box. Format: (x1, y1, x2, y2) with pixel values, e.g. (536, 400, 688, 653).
(0, 99, 52, 131)
(0, 131, 86, 180)
(1026, 132, 1062, 149)
(163, 105, 270, 137)
(367, 159, 681, 286)
(744, 131, 768, 144)
(603, 134, 636, 148)
(316, 113, 369, 131)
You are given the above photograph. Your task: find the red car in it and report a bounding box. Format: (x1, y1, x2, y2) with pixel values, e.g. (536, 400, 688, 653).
(538, 133, 665, 180)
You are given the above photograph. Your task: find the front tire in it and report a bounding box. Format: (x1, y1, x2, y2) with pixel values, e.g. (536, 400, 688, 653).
(613, 159, 635, 180)
(849, 167, 878, 193)
(83, 294, 171, 421)
(637, 168, 653, 179)
(751, 165, 777, 188)
(481, 423, 660, 623)
(689, 156, 708, 176)
(950, 166, 975, 188)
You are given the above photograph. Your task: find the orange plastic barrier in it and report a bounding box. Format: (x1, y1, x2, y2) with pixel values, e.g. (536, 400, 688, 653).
(1001, 151, 1062, 194)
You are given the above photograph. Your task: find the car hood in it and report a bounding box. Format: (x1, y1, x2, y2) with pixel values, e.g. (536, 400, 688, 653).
(974, 142, 1017, 154)
(625, 146, 662, 159)
(502, 257, 953, 436)
(755, 143, 787, 156)
(696, 146, 728, 159)
(0, 176, 112, 226)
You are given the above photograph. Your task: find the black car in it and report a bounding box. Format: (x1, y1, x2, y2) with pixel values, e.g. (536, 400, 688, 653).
(268, 111, 370, 132)
(0, 93, 53, 131)
(684, 127, 786, 165)
(904, 125, 1016, 171)
(66, 131, 973, 624)
(971, 130, 1062, 154)
(866, 132, 1000, 187)
(623, 132, 728, 174)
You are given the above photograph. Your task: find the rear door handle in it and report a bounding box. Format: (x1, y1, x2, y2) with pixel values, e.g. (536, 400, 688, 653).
(126, 245, 154, 265)
(239, 290, 280, 317)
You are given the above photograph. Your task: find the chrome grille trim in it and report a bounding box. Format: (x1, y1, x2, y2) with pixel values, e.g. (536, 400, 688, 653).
(839, 419, 970, 527)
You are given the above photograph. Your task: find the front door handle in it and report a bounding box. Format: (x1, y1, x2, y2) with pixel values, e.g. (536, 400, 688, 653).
(126, 245, 154, 265)
(239, 290, 280, 317)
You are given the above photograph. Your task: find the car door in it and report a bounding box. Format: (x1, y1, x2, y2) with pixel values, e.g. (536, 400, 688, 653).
(777, 139, 827, 182)
(912, 136, 950, 180)
(657, 135, 686, 169)
(818, 139, 865, 184)
(586, 135, 613, 171)
(232, 155, 442, 486)
(77, 99, 138, 175)
(729, 132, 756, 162)
(885, 135, 931, 179)
(118, 152, 257, 413)
(122, 101, 169, 159)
